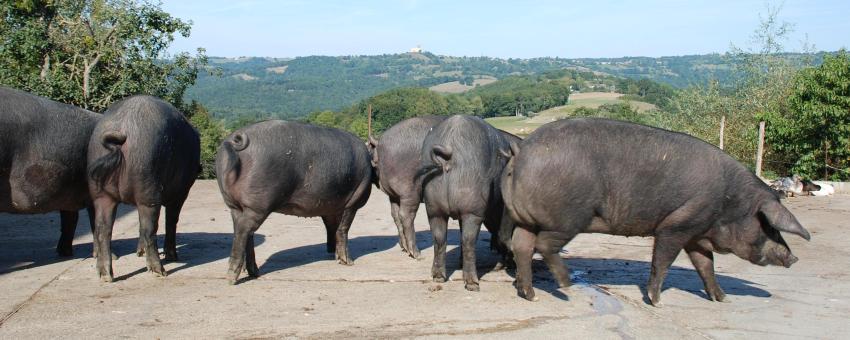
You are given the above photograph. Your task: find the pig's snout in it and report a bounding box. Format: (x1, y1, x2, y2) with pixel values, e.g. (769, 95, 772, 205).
(784, 254, 799, 268)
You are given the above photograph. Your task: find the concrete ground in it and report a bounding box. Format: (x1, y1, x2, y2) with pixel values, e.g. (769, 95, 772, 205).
(0, 180, 847, 339)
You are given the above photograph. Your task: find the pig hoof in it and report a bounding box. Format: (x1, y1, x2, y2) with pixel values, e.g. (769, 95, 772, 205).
(710, 291, 728, 303)
(227, 272, 240, 285)
(518, 289, 537, 301)
(649, 297, 663, 307)
(99, 274, 114, 283)
(148, 265, 167, 277)
(246, 266, 260, 278)
(335, 251, 353, 265)
(465, 283, 480, 292)
(432, 276, 446, 283)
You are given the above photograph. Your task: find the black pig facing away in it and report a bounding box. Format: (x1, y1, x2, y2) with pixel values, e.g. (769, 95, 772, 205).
(367, 115, 447, 259)
(216, 120, 373, 284)
(368, 115, 522, 261)
(419, 115, 517, 292)
(88, 95, 200, 282)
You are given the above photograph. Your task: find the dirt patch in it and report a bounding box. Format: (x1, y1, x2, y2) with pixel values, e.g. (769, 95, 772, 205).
(265, 66, 288, 74)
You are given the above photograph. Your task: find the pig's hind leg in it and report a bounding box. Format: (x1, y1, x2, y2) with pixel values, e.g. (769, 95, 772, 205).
(536, 230, 578, 289)
(389, 200, 405, 251)
(460, 214, 484, 291)
(57, 210, 79, 256)
(137, 204, 166, 277)
(398, 198, 421, 259)
(333, 209, 356, 265)
(163, 190, 190, 261)
(512, 226, 538, 301)
(428, 214, 449, 282)
(322, 214, 340, 254)
(227, 208, 267, 284)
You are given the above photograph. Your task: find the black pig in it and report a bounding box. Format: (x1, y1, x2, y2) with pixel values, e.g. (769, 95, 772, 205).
(0, 87, 100, 256)
(501, 118, 811, 305)
(367, 115, 447, 258)
(419, 115, 516, 291)
(368, 115, 521, 260)
(88, 96, 200, 282)
(215, 121, 373, 284)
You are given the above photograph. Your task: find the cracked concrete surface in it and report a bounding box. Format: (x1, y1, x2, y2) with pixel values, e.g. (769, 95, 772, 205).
(0, 180, 846, 339)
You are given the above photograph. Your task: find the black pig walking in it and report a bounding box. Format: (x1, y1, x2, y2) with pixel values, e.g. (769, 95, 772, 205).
(501, 118, 811, 305)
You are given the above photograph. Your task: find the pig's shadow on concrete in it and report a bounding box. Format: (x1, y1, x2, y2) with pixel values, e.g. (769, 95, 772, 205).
(257, 233, 402, 276)
(83, 232, 262, 281)
(437, 230, 572, 301)
(0, 204, 257, 278)
(255, 228, 496, 279)
(0, 204, 136, 274)
(509, 256, 772, 304)
(154, 232, 266, 276)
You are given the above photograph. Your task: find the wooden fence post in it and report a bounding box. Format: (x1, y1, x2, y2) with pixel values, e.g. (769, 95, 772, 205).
(756, 121, 765, 178)
(367, 104, 372, 136)
(719, 115, 725, 150)
(824, 140, 830, 180)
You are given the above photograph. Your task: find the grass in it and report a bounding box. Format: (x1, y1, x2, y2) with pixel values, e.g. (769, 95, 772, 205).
(486, 92, 657, 136)
(487, 116, 546, 137)
(429, 76, 498, 93)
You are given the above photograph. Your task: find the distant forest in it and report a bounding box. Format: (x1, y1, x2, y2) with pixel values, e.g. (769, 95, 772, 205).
(185, 52, 830, 121)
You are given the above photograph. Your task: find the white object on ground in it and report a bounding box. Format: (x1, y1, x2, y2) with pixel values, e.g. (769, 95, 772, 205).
(810, 182, 835, 196)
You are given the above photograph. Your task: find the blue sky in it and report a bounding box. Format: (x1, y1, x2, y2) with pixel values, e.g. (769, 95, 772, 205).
(161, 0, 849, 59)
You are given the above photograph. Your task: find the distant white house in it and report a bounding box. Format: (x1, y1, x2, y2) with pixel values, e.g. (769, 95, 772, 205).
(410, 45, 423, 53)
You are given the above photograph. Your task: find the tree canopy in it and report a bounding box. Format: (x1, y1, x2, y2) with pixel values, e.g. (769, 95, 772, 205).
(0, 0, 208, 111)
(763, 50, 850, 180)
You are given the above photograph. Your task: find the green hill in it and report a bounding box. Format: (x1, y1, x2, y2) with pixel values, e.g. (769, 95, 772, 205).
(185, 52, 831, 122)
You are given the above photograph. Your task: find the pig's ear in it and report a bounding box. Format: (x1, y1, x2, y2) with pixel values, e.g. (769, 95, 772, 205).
(431, 144, 453, 172)
(369, 153, 378, 168)
(499, 140, 520, 159)
(366, 137, 378, 167)
(760, 200, 811, 240)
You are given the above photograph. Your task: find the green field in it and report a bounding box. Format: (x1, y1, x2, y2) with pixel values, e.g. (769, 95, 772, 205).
(485, 92, 656, 136)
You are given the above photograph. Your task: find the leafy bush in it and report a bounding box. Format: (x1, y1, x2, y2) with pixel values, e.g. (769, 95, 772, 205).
(186, 102, 228, 179)
(762, 50, 850, 180)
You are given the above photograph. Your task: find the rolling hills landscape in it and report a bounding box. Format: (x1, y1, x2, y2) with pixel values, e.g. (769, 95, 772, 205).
(185, 51, 829, 122)
(486, 92, 657, 136)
